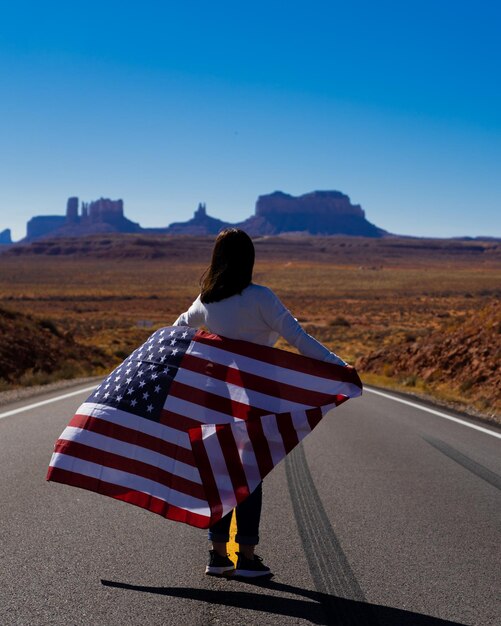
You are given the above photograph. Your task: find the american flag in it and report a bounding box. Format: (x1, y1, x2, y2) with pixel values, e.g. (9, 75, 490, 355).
(47, 327, 363, 528)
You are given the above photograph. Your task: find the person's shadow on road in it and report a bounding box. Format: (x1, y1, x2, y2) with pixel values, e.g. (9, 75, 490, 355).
(101, 577, 467, 625)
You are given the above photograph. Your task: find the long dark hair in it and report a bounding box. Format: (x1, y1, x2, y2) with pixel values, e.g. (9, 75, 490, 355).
(200, 228, 255, 303)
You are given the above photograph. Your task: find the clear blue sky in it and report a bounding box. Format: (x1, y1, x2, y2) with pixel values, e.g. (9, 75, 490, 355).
(0, 0, 499, 240)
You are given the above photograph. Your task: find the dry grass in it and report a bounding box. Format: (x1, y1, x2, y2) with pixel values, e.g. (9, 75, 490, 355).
(1, 235, 500, 417)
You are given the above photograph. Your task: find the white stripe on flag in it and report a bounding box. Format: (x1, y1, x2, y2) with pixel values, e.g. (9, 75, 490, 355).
(49, 452, 211, 516)
(163, 395, 244, 426)
(77, 402, 193, 449)
(232, 421, 262, 490)
(58, 426, 201, 484)
(174, 367, 314, 414)
(186, 341, 351, 394)
(291, 409, 312, 442)
(260, 414, 287, 467)
(201, 424, 238, 514)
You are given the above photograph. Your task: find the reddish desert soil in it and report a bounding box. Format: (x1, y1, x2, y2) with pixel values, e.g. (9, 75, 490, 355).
(1, 235, 499, 420)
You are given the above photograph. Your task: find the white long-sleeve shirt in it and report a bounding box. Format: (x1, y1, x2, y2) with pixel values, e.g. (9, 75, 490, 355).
(173, 283, 347, 366)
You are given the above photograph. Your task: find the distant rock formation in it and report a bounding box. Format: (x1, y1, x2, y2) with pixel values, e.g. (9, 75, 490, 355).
(18, 189, 387, 242)
(257, 190, 363, 217)
(238, 191, 385, 237)
(164, 203, 231, 235)
(25, 197, 141, 241)
(160, 190, 385, 237)
(0, 229, 12, 244)
(27, 215, 66, 240)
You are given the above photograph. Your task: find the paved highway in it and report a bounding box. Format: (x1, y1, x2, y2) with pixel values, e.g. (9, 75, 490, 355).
(1, 382, 499, 625)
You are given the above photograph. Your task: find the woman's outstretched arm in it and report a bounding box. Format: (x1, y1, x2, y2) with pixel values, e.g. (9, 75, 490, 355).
(259, 287, 348, 365)
(173, 295, 205, 328)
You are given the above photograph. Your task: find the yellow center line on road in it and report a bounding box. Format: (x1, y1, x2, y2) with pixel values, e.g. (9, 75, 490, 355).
(228, 510, 238, 565)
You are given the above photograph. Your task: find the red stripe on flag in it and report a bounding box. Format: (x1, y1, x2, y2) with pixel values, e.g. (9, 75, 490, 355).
(244, 416, 274, 479)
(169, 381, 268, 421)
(159, 408, 204, 432)
(53, 439, 205, 500)
(194, 330, 362, 387)
(306, 407, 323, 430)
(303, 395, 348, 431)
(179, 353, 339, 408)
(334, 395, 350, 408)
(275, 412, 300, 454)
(189, 426, 224, 525)
(46, 467, 210, 528)
(70, 413, 196, 468)
(215, 424, 250, 502)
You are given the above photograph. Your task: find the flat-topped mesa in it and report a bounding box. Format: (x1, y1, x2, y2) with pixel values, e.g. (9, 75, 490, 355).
(25, 196, 139, 241)
(82, 198, 125, 224)
(27, 215, 66, 240)
(255, 191, 365, 218)
(242, 189, 384, 237)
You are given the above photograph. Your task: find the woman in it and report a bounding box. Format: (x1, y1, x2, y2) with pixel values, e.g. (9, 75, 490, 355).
(173, 228, 349, 578)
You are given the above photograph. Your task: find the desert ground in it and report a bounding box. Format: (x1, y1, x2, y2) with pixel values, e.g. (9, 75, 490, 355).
(1, 235, 499, 420)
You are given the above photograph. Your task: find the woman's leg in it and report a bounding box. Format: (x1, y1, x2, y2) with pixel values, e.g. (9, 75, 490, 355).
(233, 483, 271, 576)
(208, 509, 233, 556)
(235, 482, 262, 558)
(205, 510, 235, 576)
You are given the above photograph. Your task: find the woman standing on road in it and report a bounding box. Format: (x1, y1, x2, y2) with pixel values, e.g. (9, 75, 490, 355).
(173, 228, 350, 578)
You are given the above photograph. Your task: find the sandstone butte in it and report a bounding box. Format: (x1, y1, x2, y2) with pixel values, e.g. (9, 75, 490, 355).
(3, 190, 387, 243)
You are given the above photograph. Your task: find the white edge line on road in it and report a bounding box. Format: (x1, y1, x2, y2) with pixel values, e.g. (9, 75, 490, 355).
(0, 385, 96, 420)
(365, 386, 501, 440)
(1, 382, 499, 442)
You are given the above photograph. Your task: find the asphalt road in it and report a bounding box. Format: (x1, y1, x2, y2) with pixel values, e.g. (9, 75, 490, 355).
(0, 383, 499, 626)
